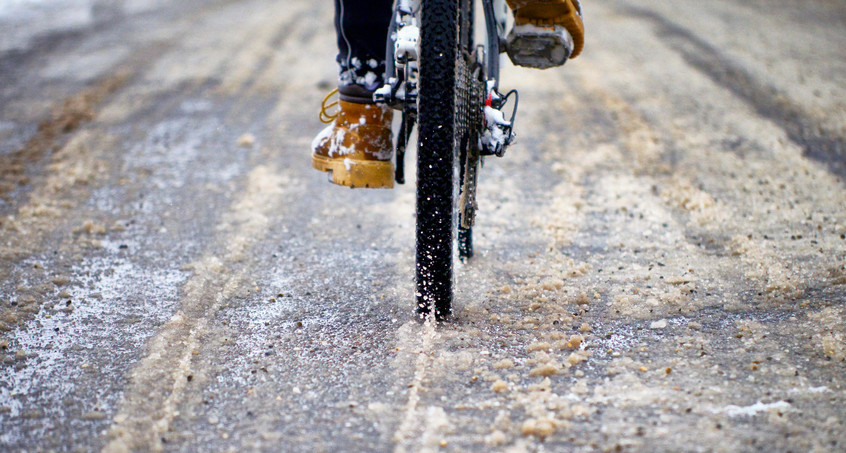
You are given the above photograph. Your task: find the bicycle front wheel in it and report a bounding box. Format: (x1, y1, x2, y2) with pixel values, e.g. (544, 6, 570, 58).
(416, 0, 474, 319)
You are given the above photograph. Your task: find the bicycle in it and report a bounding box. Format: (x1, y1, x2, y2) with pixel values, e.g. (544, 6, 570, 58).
(375, 0, 519, 320)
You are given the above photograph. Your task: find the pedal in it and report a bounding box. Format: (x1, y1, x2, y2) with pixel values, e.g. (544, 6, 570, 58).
(505, 24, 573, 69)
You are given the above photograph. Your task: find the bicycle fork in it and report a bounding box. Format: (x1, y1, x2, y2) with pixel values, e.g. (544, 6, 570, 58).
(374, 0, 420, 184)
(375, 0, 519, 184)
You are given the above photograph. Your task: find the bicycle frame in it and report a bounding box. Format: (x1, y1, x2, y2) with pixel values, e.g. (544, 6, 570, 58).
(379, 0, 508, 99)
(375, 0, 516, 176)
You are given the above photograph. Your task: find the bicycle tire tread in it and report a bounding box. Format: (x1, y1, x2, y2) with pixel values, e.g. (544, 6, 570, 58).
(416, 0, 459, 319)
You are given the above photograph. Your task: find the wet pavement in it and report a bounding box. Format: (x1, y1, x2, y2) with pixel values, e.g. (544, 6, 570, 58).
(1, 0, 844, 451)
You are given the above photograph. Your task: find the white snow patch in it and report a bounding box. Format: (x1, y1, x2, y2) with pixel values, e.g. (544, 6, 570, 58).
(123, 117, 207, 190)
(714, 401, 791, 417)
(394, 24, 419, 61)
(649, 319, 668, 329)
(788, 386, 830, 394)
(0, 256, 186, 421)
(363, 71, 377, 88)
(179, 98, 213, 113)
(806, 386, 830, 393)
(0, 0, 94, 53)
(373, 148, 393, 161)
(311, 123, 334, 152)
(0, 120, 17, 132)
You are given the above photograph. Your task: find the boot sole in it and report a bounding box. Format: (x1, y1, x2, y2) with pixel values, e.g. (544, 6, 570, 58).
(506, 25, 572, 69)
(312, 154, 394, 189)
(507, 0, 584, 60)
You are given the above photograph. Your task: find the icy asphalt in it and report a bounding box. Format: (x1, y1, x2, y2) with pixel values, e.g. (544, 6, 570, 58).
(1, 0, 845, 451)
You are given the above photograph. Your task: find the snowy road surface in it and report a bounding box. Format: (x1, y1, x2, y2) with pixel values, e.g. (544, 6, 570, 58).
(1, 0, 845, 451)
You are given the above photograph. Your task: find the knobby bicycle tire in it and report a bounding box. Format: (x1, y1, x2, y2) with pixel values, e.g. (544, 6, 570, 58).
(416, 0, 475, 319)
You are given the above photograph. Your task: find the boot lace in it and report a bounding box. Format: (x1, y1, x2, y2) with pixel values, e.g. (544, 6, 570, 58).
(319, 88, 340, 124)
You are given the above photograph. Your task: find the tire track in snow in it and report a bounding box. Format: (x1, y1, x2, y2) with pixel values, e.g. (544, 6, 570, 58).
(102, 165, 293, 452)
(391, 319, 441, 453)
(361, 168, 447, 450)
(363, 161, 453, 451)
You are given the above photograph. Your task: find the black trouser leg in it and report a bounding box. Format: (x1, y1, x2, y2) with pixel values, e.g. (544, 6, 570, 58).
(334, 0, 393, 101)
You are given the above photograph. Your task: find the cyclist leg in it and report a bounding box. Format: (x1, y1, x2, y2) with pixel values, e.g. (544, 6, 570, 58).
(334, 0, 393, 101)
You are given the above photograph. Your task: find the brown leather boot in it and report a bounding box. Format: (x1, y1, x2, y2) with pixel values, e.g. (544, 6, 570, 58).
(312, 99, 394, 189)
(505, 0, 584, 68)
